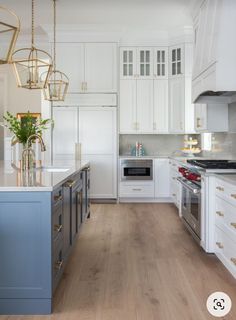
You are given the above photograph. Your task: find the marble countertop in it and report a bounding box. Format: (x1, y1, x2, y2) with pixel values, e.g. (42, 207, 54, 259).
(0, 160, 89, 192)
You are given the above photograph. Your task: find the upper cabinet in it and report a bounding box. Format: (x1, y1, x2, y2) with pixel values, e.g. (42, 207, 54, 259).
(120, 47, 168, 80)
(192, 0, 236, 102)
(56, 42, 117, 93)
(169, 45, 184, 78)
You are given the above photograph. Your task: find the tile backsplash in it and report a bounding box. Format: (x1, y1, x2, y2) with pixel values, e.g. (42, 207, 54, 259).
(119, 134, 200, 156)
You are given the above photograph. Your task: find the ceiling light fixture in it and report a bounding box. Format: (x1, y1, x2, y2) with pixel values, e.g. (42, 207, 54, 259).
(0, 6, 20, 64)
(11, 0, 52, 89)
(42, 0, 69, 101)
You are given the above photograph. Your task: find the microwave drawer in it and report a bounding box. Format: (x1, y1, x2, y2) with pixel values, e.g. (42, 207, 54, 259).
(119, 183, 154, 198)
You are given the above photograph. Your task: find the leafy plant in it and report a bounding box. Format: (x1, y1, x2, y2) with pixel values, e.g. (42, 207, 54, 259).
(1, 111, 53, 146)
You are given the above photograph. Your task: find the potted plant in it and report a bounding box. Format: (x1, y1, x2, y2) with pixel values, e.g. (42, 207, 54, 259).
(1, 111, 53, 162)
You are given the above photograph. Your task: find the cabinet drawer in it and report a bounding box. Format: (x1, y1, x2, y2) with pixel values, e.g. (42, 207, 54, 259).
(215, 178, 236, 207)
(215, 226, 236, 278)
(53, 203, 63, 242)
(120, 184, 154, 198)
(53, 187, 63, 207)
(53, 244, 64, 292)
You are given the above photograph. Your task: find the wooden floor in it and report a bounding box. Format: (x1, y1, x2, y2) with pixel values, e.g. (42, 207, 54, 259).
(1, 203, 236, 320)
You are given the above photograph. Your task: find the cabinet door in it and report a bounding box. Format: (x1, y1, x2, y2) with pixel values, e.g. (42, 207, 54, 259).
(84, 43, 117, 93)
(169, 45, 184, 77)
(53, 107, 78, 158)
(195, 104, 207, 132)
(56, 43, 84, 93)
(137, 48, 153, 79)
(81, 154, 117, 199)
(120, 80, 137, 133)
(136, 80, 153, 133)
(155, 159, 170, 198)
(153, 80, 168, 133)
(79, 107, 117, 154)
(120, 47, 136, 79)
(154, 47, 168, 79)
(169, 78, 185, 133)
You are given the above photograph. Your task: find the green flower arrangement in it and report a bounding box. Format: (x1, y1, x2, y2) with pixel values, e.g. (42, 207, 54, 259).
(1, 111, 53, 146)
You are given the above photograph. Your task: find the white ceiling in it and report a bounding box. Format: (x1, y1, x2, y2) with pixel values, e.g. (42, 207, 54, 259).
(1, 0, 200, 33)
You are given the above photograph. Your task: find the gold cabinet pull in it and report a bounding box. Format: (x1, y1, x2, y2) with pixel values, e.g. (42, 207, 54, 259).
(54, 224, 63, 233)
(172, 177, 176, 180)
(216, 242, 224, 249)
(55, 260, 64, 270)
(132, 188, 142, 191)
(231, 194, 236, 199)
(196, 117, 201, 128)
(216, 186, 224, 191)
(230, 258, 236, 265)
(54, 195, 63, 203)
(172, 193, 176, 196)
(230, 222, 236, 229)
(64, 180, 76, 188)
(216, 211, 224, 217)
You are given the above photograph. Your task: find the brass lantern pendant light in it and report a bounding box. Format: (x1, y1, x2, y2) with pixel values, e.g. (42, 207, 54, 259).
(0, 6, 20, 64)
(43, 0, 69, 101)
(11, 0, 52, 89)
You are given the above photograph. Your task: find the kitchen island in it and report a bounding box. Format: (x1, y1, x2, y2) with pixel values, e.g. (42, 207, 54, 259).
(0, 160, 90, 315)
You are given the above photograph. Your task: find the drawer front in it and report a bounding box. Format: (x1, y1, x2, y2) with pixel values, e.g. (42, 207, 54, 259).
(53, 244, 64, 292)
(120, 184, 154, 198)
(53, 187, 63, 208)
(215, 226, 236, 278)
(53, 203, 63, 242)
(215, 178, 236, 206)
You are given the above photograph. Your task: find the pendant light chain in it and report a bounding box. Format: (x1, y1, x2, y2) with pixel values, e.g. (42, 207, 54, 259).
(31, 0, 35, 47)
(53, 0, 56, 70)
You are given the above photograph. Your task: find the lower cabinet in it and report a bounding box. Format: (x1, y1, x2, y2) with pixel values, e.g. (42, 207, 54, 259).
(169, 159, 181, 210)
(0, 166, 90, 315)
(154, 158, 170, 198)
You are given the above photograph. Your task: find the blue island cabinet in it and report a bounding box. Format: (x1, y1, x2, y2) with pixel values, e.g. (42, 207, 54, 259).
(0, 191, 53, 315)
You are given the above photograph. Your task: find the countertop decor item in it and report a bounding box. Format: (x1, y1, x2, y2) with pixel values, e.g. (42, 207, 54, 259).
(0, 6, 20, 64)
(2, 111, 53, 146)
(42, 0, 69, 101)
(11, 0, 52, 89)
(181, 136, 201, 156)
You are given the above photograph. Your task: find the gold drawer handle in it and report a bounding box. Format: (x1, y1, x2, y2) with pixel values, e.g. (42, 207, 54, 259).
(216, 242, 224, 249)
(54, 224, 63, 233)
(231, 194, 236, 199)
(231, 258, 236, 266)
(132, 188, 142, 191)
(55, 260, 64, 270)
(216, 211, 224, 217)
(216, 186, 224, 191)
(230, 222, 236, 229)
(172, 177, 176, 180)
(172, 193, 176, 196)
(54, 195, 63, 203)
(64, 180, 76, 188)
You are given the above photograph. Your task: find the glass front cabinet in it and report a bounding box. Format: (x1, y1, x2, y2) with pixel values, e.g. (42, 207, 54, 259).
(169, 45, 184, 77)
(120, 47, 168, 80)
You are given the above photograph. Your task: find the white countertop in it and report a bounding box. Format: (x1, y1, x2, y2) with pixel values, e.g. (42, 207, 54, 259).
(0, 160, 89, 192)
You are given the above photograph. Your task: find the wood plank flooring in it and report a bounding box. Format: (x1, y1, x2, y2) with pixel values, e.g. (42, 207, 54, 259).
(1, 203, 236, 320)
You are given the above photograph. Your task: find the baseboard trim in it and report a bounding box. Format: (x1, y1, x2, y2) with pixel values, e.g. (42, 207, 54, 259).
(118, 197, 173, 203)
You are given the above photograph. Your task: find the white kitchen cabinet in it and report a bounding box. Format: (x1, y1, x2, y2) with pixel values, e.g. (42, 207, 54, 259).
(194, 103, 228, 132)
(153, 80, 168, 133)
(169, 78, 185, 133)
(169, 44, 184, 78)
(79, 107, 117, 199)
(56, 42, 117, 93)
(136, 80, 153, 133)
(120, 47, 136, 80)
(120, 79, 153, 134)
(81, 154, 116, 199)
(53, 107, 78, 158)
(119, 80, 137, 133)
(56, 43, 85, 93)
(169, 159, 181, 211)
(84, 43, 117, 93)
(153, 47, 168, 79)
(154, 158, 170, 198)
(120, 47, 153, 79)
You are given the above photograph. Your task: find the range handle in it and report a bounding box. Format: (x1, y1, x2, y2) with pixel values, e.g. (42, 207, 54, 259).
(177, 177, 201, 194)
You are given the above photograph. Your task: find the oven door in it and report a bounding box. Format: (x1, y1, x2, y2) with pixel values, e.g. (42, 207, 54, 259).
(121, 160, 153, 181)
(188, 190, 201, 239)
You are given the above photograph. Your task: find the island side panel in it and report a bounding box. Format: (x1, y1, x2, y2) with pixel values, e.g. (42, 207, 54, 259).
(0, 191, 52, 315)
